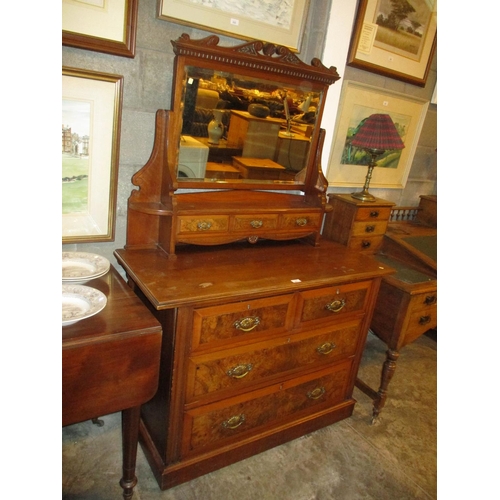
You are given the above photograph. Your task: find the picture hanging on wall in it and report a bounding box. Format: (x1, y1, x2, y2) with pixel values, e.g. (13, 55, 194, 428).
(326, 81, 429, 189)
(62, 67, 123, 243)
(347, 0, 437, 87)
(158, 0, 310, 52)
(62, 0, 138, 58)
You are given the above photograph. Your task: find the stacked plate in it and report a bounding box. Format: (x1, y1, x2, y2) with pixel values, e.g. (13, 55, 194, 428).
(62, 252, 110, 326)
(62, 252, 110, 282)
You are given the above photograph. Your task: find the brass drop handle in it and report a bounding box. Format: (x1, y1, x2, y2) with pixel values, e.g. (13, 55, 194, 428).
(295, 217, 308, 226)
(424, 295, 437, 305)
(369, 210, 379, 218)
(419, 315, 431, 325)
(250, 220, 263, 228)
(233, 316, 260, 332)
(361, 240, 371, 248)
(316, 342, 337, 355)
(222, 414, 246, 430)
(365, 225, 375, 233)
(197, 220, 212, 231)
(307, 387, 326, 400)
(226, 363, 253, 379)
(325, 298, 346, 313)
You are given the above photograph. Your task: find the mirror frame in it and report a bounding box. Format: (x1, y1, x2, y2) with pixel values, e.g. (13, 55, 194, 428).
(170, 34, 340, 191)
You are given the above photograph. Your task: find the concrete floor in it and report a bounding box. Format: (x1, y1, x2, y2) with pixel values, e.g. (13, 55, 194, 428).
(62, 331, 437, 500)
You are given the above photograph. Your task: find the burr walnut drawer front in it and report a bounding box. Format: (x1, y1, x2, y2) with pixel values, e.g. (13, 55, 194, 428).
(231, 214, 279, 232)
(185, 318, 362, 402)
(355, 206, 392, 222)
(296, 281, 372, 327)
(280, 212, 322, 231)
(191, 295, 295, 351)
(181, 361, 352, 455)
(177, 215, 229, 234)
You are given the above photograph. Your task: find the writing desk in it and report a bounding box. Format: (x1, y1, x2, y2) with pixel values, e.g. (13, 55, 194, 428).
(62, 265, 162, 499)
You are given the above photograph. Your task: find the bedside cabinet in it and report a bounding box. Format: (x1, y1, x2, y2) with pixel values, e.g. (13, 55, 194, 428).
(322, 194, 395, 253)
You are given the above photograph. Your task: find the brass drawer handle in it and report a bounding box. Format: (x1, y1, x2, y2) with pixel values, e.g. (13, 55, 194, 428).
(369, 210, 380, 218)
(250, 220, 263, 228)
(361, 240, 371, 248)
(316, 342, 337, 355)
(365, 225, 375, 233)
(424, 295, 437, 305)
(226, 363, 253, 379)
(419, 315, 431, 325)
(295, 217, 308, 226)
(325, 298, 346, 313)
(196, 220, 212, 231)
(307, 387, 326, 400)
(233, 316, 260, 332)
(222, 414, 246, 430)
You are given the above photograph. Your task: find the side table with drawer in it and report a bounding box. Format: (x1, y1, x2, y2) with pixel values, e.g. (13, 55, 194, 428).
(322, 194, 395, 253)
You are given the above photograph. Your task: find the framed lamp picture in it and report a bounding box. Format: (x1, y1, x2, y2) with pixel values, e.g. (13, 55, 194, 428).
(62, 0, 138, 58)
(326, 80, 429, 190)
(158, 0, 309, 52)
(62, 67, 123, 243)
(347, 0, 437, 87)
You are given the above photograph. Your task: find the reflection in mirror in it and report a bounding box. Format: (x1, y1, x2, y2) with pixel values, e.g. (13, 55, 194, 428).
(177, 66, 322, 184)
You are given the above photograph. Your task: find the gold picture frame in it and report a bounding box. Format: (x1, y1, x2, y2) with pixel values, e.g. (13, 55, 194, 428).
(347, 0, 437, 87)
(62, 0, 138, 58)
(158, 0, 309, 52)
(62, 67, 123, 243)
(326, 80, 429, 190)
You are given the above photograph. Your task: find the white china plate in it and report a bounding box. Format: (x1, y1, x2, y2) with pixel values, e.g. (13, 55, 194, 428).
(62, 284, 107, 327)
(62, 252, 110, 282)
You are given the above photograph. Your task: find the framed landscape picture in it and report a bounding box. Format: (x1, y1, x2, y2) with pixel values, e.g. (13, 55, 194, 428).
(347, 0, 437, 86)
(62, 0, 138, 58)
(62, 67, 123, 243)
(326, 81, 429, 190)
(158, 0, 309, 52)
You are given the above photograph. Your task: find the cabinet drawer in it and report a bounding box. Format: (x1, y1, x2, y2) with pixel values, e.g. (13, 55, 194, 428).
(177, 215, 229, 234)
(191, 295, 294, 351)
(231, 214, 279, 231)
(408, 291, 437, 312)
(186, 319, 362, 401)
(182, 361, 351, 454)
(404, 305, 437, 345)
(351, 220, 389, 237)
(347, 235, 384, 252)
(296, 281, 371, 326)
(355, 206, 392, 222)
(280, 213, 321, 230)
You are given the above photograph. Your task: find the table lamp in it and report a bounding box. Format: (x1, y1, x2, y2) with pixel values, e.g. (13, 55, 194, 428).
(350, 113, 405, 202)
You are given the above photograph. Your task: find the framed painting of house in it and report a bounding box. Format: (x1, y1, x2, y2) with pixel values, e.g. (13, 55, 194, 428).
(347, 0, 437, 87)
(62, 67, 123, 243)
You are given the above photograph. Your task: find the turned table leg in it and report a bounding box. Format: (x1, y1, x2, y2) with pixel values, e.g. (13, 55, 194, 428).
(372, 349, 400, 421)
(119, 406, 141, 500)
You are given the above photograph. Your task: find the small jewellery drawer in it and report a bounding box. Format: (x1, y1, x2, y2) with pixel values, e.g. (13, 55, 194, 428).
(182, 361, 351, 455)
(191, 295, 295, 351)
(296, 281, 372, 326)
(186, 319, 362, 401)
(347, 235, 385, 252)
(231, 214, 278, 232)
(281, 213, 321, 230)
(351, 220, 389, 237)
(355, 206, 392, 222)
(177, 215, 229, 234)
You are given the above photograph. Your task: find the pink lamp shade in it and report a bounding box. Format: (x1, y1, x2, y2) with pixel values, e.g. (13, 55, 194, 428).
(351, 114, 405, 151)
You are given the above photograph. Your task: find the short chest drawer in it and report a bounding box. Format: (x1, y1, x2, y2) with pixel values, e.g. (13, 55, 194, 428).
(191, 295, 295, 351)
(355, 206, 392, 222)
(296, 281, 372, 326)
(350, 219, 389, 237)
(347, 235, 385, 252)
(186, 319, 362, 402)
(177, 215, 229, 234)
(280, 212, 321, 230)
(231, 214, 279, 231)
(182, 361, 352, 455)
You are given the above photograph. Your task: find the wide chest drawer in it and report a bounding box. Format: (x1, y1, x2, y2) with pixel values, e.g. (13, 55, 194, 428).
(186, 318, 362, 403)
(182, 361, 352, 455)
(191, 294, 295, 351)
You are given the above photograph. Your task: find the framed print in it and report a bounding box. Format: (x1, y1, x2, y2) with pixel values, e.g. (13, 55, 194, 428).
(62, 67, 123, 243)
(347, 0, 437, 87)
(158, 0, 309, 52)
(326, 81, 429, 190)
(62, 0, 138, 58)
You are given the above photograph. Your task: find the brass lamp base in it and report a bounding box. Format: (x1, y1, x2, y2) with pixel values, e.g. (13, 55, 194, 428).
(350, 153, 380, 203)
(351, 189, 376, 202)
